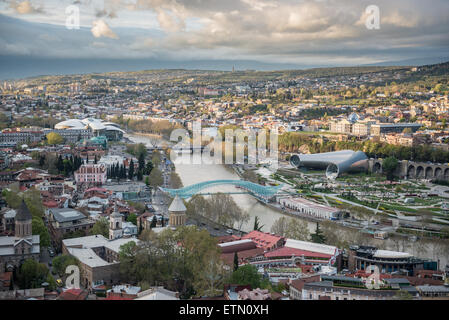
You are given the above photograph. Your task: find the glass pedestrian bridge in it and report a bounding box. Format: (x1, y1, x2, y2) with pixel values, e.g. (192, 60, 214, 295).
(160, 179, 283, 202)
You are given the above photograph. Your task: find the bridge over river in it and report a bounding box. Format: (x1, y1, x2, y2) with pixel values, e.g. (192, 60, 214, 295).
(160, 179, 283, 203)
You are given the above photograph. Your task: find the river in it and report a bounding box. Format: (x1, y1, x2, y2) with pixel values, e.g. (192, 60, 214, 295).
(127, 133, 449, 268)
(127, 133, 304, 233)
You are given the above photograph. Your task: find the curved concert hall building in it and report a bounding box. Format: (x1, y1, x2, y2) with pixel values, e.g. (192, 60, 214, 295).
(55, 118, 125, 141)
(289, 150, 369, 179)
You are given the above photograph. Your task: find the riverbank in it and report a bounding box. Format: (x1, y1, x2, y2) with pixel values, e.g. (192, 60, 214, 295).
(127, 133, 449, 268)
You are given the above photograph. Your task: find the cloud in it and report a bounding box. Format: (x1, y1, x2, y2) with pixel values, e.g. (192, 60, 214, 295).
(9, 0, 43, 14)
(155, 8, 184, 32)
(0, 0, 448, 67)
(91, 19, 119, 39)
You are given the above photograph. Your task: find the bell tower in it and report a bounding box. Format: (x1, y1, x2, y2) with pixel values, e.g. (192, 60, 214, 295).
(109, 205, 123, 240)
(15, 200, 32, 238)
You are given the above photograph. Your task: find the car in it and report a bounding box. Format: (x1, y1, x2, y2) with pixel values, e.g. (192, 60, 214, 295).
(226, 229, 233, 234)
(48, 261, 52, 267)
(48, 249, 55, 257)
(56, 279, 63, 287)
(160, 201, 164, 204)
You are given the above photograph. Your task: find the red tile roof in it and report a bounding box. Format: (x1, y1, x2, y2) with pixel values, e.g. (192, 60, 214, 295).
(58, 289, 88, 300)
(0, 272, 12, 281)
(241, 231, 284, 250)
(264, 247, 332, 259)
(42, 200, 59, 208)
(221, 248, 265, 266)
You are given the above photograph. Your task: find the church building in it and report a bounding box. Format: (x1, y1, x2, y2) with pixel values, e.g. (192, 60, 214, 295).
(0, 201, 40, 272)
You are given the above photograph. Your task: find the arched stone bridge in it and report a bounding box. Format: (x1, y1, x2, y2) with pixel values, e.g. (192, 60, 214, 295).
(160, 179, 283, 202)
(369, 159, 449, 180)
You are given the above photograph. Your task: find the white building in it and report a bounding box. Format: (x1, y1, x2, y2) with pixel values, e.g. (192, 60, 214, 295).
(278, 197, 341, 220)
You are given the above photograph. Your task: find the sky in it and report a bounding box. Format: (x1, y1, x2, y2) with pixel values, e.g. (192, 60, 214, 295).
(0, 0, 449, 78)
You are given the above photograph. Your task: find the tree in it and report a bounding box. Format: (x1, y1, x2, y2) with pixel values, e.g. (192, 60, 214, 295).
(148, 168, 163, 188)
(145, 161, 154, 175)
(118, 241, 139, 284)
(90, 217, 109, 238)
(286, 218, 310, 241)
(233, 252, 239, 271)
(63, 159, 73, 177)
(271, 217, 309, 241)
(17, 259, 49, 289)
(127, 213, 137, 225)
(52, 254, 79, 276)
(310, 222, 326, 244)
(138, 152, 146, 173)
(152, 152, 161, 167)
(253, 216, 264, 232)
(118, 226, 222, 299)
(46, 274, 57, 291)
(32, 217, 50, 248)
(383, 156, 399, 181)
(270, 217, 289, 236)
(170, 172, 183, 189)
(46, 132, 63, 145)
(227, 264, 267, 289)
(150, 216, 157, 229)
(56, 155, 64, 173)
(2, 188, 21, 209)
(137, 170, 143, 181)
(235, 211, 250, 235)
(321, 220, 348, 248)
(128, 159, 135, 180)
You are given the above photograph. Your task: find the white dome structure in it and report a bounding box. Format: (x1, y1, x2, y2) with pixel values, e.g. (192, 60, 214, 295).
(55, 119, 87, 130)
(54, 118, 124, 141)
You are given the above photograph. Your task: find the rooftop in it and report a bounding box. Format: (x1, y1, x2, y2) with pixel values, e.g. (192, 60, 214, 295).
(284, 239, 338, 256)
(50, 208, 86, 223)
(168, 195, 187, 212)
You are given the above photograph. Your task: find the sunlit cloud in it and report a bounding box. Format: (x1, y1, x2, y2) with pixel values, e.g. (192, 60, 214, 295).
(91, 19, 119, 39)
(0, 0, 448, 67)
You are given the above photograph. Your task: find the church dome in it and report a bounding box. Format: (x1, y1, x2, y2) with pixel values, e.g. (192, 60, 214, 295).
(15, 200, 32, 221)
(168, 195, 187, 212)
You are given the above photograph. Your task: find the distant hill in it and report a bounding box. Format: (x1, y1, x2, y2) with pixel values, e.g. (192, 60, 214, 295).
(364, 57, 449, 67)
(1, 55, 448, 83)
